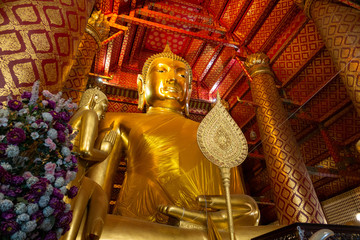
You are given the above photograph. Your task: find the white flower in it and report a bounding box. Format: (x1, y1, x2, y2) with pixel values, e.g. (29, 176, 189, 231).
(30, 123, 38, 128)
(60, 186, 67, 194)
(65, 203, 71, 212)
(26, 176, 39, 187)
(0, 117, 8, 127)
(30, 132, 39, 140)
(42, 100, 49, 106)
(45, 184, 54, 196)
(1, 162, 12, 171)
(0, 199, 14, 211)
(42, 112, 53, 122)
(47, 128, 58, 140)
(29, 80, 40, 105)
(27, 203, 39, 215)
(43, 206, 54, 217)
(0, 135, 5, 141)
(10, 231, 26, 240)
(26, 115, 36, 123)
(16, 213, 30, 223)
(0, 108, 9, 118)
(56, 228, 64, 239)
(14, 122, 23, 128)
(6, 145, 19, 157)
(39, 122, 48, 128)
(38, 195, 50, 208)
(0, 192, 4, 200)
(14, 202, 27, 214)
(56, 159, 63, 166)
(21, 220, 37, 233)
(61, 146, 71, 157)
(18, 108, 28, 116)
(44, 174, 55, 183)
(40, 217, 54, 231)
(54, 177, 65, 188)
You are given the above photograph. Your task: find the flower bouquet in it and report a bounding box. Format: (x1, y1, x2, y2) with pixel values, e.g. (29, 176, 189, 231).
(0, 82, 78, 240)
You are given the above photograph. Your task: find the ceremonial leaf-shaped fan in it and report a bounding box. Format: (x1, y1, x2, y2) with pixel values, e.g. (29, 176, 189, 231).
(197, 93, 248, 240)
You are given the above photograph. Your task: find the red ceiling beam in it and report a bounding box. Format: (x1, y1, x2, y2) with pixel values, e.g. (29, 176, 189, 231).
(260, 4, 301, 53)
(228, 0, 253, 33)
(198, 45, 224, 83)
(136, 7, 226, 34)
(209, 58, 236, 95)
(244, 0, 280, 46)
(115, 13, 240, 47)
(149, 3, 213, 24)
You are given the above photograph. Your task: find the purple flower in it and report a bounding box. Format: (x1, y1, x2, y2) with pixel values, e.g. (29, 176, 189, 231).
(1, 211, 16, 220)
(35, 119, 43, 125)
(53, 122, 66, 131)
(52, 188, 64, 199)
(60, 111, 71, 123)
(0, 220, 19, 235)
(21, 91, 32, 99)
(11, 175, 25, 186)
(44, 231, 57, 240)
(47, 100, 56, 109)
(0, 143, 7, 157)
(71, 155, 77, 164)
(30, 180, 47, 196)
(8, 99, 23, 111)
(54, 170, 66, 178)
(49, 197, 60, 209)
(31, 211, 44, 225)
(5, 188, 22, 197)
(58, 130, 66, 143)
(49, 110, 59, 120)
(7, 127, 26, 145)
(67, 124, 73, 134)
(24, 193, 40, 203)
(56, 211, 72, 228)
(67, 186, 78, 199)
(0, 166, 11, 184)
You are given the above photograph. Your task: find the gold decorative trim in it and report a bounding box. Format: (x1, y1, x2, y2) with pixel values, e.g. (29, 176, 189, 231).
(85, 24, 102, 48)
(304, 0, 316, 19)
(245, 53, 274, 78)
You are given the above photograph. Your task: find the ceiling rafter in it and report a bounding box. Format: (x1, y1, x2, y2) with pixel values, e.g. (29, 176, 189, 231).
(136, 7, 226, 34)
(199, 45, 224, 84)
(115, 13, 240, 46)
(209, 58, 236, 95)
(244, 0, 280, 46)
(281, 44, 326, 88)
(260, 4, 301, 53)
(149, 2, 213, 24)
(228, 0, 254, 34)
(270, 18, 309, 64)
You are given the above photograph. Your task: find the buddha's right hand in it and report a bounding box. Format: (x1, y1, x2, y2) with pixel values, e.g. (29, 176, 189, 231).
(100, 130, 117, 152)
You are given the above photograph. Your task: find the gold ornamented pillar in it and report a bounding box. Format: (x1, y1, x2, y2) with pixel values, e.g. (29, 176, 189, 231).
(62, 10, 110, 104)
(299, 0, 360, 115)
(0, 0, 93, 101)
(245, 53, 326, 224)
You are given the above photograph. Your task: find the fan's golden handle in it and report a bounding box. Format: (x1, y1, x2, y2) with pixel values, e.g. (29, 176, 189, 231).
(220, 167, 236, 240)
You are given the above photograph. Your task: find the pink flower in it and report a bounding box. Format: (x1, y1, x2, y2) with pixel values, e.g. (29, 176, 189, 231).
(22, 171, 33, 180)
(44, 138, 56, 151)
(44, 162, 57, 175)
(64, 156, 71, 163)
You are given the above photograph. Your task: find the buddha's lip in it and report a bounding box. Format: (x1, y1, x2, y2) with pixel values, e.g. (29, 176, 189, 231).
(163, 86, 181, 93)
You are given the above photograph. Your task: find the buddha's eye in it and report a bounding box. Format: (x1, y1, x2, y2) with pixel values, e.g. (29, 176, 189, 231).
(180, 74, 186, 78)
(157, 69, 166, 73)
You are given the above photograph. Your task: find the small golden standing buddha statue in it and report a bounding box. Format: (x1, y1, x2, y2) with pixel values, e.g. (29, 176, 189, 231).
(88, 45, 259, 232)
(62, 88, 116, 240)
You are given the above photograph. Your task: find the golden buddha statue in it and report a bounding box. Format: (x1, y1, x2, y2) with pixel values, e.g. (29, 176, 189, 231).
(88, 45, 260, 233)
(62, 88, 116, 240)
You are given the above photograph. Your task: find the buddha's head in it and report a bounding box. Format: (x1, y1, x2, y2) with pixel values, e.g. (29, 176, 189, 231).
(79, 88, 108, 120)
(138, 45, 192, 116)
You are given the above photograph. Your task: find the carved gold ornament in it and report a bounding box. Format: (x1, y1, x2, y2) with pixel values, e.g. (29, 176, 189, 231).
(197, 93, 248, 168)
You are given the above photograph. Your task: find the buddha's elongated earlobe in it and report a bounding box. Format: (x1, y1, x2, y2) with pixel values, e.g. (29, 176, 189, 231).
(184, 88, 192, 117)
(137, 74, 146, 111)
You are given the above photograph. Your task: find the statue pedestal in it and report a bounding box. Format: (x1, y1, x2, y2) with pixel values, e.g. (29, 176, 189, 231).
(100, 214, 282, 240)
(252, 222, 360, 240)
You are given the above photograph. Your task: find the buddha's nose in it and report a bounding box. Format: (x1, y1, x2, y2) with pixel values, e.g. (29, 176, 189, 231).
(166, 78, 176, 84)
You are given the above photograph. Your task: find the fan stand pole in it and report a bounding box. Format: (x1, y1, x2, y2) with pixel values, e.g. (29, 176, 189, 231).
(220, 167, 235, 240)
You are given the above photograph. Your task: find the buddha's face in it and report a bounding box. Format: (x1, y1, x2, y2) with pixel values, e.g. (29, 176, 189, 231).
(144, 57, 190, 111)
(93, 99, 108, 120)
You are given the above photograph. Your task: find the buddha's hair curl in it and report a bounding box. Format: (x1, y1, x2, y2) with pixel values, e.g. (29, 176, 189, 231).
(79, 88, 108, 109)
(141, 45, 193, 90)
